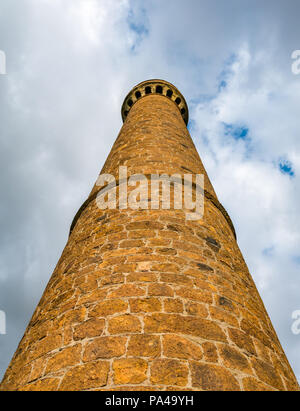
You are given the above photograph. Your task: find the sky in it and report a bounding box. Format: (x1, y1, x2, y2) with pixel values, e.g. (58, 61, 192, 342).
(0, 0, 299, 383)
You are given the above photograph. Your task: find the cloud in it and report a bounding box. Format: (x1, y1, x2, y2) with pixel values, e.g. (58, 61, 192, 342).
(0, 0, 299, 383)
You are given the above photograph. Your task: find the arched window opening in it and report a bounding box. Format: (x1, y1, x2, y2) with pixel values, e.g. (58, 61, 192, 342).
(166, 89, 173, 98)
(156, 85, 163, 94)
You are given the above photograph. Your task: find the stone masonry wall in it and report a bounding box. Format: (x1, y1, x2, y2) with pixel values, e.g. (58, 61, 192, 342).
(1, 89, 299, 391)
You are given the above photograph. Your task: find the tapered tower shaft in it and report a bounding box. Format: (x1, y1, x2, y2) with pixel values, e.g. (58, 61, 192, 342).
(1, 80, 298, 391)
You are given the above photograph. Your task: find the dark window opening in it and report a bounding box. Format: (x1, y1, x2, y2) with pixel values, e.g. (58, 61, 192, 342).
(124, 110, 129, 117)
(127, 99, 133, 107)
(156, 85, 163, 94)
(166, 89, 173, 98)
(145, 86, 152, 94)
(135, 91, 141, 99)
(175, 97, 181, 105)
(181, 108, 186, 115)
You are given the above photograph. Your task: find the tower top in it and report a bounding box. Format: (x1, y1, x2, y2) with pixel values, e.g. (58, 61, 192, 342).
(121, 79, 189, 125)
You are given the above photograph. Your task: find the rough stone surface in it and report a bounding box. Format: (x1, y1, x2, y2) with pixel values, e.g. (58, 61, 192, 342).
(150, 359, 189, 387)
(113, 358, 148, 385)
(59, 361, 109, 391)
(163, 335, 203, 360)
(191, 362, 240, 391)
(1, 80, 298, 391)
(127, 335, 161, 357)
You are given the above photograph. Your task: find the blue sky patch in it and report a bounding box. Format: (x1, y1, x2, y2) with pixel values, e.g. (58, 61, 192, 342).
(262, 246, 275, 257)
(216, 54, 237, 92)
(128, 20, 148, 36)
(223, 122, 249, 140)
(127, 7, 149, 52)
(218, 80, 227, 91)
(187, 119, 196, 132)
(279, 159, 295, 177)
(292, 256, 300, 264)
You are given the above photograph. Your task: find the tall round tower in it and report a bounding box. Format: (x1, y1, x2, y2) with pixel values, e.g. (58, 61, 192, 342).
(1, 80, 298, 391)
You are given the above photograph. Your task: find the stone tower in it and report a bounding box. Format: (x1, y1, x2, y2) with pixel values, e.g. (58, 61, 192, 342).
(1, 79, 298, 391)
